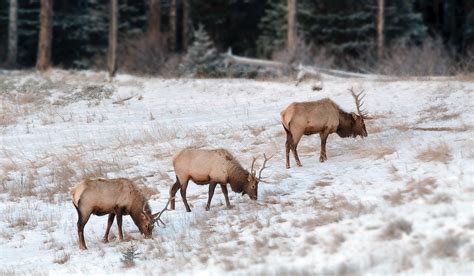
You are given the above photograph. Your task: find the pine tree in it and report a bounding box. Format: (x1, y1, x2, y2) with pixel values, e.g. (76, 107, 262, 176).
(257, 0, 427, 59)
(256, 0, 287, 58)
(181, 24, 221, 77)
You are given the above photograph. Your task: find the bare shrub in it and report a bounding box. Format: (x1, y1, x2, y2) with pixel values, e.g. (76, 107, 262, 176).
(119, 35, 170, 76)
(9, 172, 36, 199)
(379, 218, 412, 240)
(377, 37, 458, 76)
(416, 143, 452, 163)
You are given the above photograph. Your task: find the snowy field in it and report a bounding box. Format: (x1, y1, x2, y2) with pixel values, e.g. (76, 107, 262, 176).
(0, 70, 473, 275)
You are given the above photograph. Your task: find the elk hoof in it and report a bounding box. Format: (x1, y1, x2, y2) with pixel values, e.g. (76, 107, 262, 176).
(226, 205, 233, 210)
(102, 238, 109, 243)
(286, 164, 290, 169)
(320, 157, 325, 163)
(296, 163, 302, 167)
(205, 206, 210, 211)
(79, 245, 87, 250)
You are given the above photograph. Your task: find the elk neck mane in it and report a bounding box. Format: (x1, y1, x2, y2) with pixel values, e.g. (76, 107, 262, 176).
(226, 159, 250, 193)
(128, 183, 151, 220)
(336, 108, 356, 138)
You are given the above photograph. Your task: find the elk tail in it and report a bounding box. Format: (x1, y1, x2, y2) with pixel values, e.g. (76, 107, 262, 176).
(280, 110, 290, 131)
(70, 189, 79, 208)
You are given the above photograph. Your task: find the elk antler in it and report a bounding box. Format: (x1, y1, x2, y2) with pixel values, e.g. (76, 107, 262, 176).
(143, 203, 153, 221)
(250, 157, 257, 176)
(258, 154, 273, 182)
(152, 197, 174, 227)
(349, 87, 369, 119)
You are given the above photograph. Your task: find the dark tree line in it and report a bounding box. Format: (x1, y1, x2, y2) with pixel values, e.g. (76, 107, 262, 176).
(0, 0, 472, 72)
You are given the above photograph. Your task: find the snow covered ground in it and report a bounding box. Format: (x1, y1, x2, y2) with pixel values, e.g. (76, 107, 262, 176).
(0, 70, 473, 275)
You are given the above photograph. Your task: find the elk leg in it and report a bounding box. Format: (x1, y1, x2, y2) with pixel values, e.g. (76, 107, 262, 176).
(170, 179, 181, 210)
(180, 180, 192, 212)
(76, 208, 91, 250)
(116, 209, 124, 241)
(291, 131, 303, 167)
(220, 184, 232, 209)
(103, 213, 115, 243)
(206, 182, 217, 211)
(284, 128, 292, 169)
(319, 132, 329, 162)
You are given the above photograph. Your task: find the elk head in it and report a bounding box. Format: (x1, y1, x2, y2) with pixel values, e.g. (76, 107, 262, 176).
(349, 87, 369, 138)
(244, 154, 272, 200)
(140, 197, 173, 238)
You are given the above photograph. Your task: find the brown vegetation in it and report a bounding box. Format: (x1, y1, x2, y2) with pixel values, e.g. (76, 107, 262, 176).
(416, 143, 452, 163)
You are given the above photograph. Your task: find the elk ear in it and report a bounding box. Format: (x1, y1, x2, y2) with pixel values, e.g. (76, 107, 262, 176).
(351, 112, 358, 120)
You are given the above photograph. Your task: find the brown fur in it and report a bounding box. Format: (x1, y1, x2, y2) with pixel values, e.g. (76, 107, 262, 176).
(170, 148, 259, 212)
(281, 98, 368, 168)
(70, 178, 159, 250)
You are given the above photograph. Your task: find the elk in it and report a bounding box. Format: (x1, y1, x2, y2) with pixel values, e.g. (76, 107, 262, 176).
(170, 148, 271, 212)
(70, 178, 171, 250)
(280, 87, 369, 168)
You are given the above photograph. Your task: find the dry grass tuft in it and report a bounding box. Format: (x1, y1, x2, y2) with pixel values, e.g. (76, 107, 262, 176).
(325, 232, 346, 253)
(416, 143, 452, 163)
(313, 180, 331, 187)
(53, 252, 71, 264)
(427, 235, 467, 258)
(417, 103, 461, 124)
(427, 193, 453, 205)
(379, 218, 412, 240)
(349, 143, 396, 160)
(384, 177, 437, 205)
(248, 125, 266, 137)
(140, 185, 160, 199)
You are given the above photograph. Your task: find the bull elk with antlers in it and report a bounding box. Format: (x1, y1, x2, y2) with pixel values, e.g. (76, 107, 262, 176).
(170, 148, 271, 212)
(280, 87, 369, 168)
(70, 178, 171, 250)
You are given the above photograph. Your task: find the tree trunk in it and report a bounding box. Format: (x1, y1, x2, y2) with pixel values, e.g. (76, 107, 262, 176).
(377, 0, 385, 60)
(169, 0, 177, 51)
(147, 0, 161, 41)
(108, 0, 118, 78)
(287, 0, 297, 52)
(36, 0, 53, 71)
(7, 0, 18, 67)
(182, 0, 189, 51)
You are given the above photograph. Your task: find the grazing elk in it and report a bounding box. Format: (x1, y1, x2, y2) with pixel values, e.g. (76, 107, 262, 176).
(170, 148, 270, 212)
(280, 87, 369, 168)
(70, 178, 171, 250)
